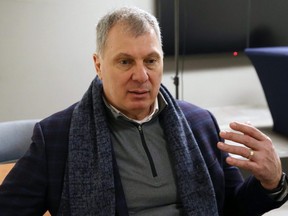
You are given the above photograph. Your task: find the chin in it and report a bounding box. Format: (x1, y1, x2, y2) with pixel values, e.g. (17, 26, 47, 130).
(129, 101, 151, 110)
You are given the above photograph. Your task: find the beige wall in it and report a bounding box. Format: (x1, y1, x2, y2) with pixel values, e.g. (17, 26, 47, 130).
(0, 0, 267, 122)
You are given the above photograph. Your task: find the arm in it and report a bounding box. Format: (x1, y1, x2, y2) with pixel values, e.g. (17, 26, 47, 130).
(197, 110, 286, 215)
(218, 122, 288, 215)
(177, 101, 287, 215)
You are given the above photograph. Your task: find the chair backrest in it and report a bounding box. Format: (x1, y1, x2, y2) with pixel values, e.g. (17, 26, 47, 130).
(0, 119, 39, 163)
(245, 47, 288, 137)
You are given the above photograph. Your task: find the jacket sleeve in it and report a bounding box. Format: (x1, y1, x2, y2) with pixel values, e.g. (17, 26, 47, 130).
(207, 112, 288, 215)
(178, 100, 287, 215)
(0, 123, 48, 215)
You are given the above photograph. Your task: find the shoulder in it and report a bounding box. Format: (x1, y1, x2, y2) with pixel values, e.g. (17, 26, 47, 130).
(35, 103, 78, 138)
(177, 100, 209, 116)
(39, 103, 78, 129)
(176, 100, 217, 127)
(32, 103, 78, 150)
(177, 100, 223, 160)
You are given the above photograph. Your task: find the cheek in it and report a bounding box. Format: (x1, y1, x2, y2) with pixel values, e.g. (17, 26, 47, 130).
(103, 75, 124, 98)
(155, 72, 163, 93)
(150, 70, 163, 85)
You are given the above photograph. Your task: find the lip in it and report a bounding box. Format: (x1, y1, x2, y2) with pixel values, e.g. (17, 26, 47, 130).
(128, 89, 150, 97)
(128, 88, 150, 94)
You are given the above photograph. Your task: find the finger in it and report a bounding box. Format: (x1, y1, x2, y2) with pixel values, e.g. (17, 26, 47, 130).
(217, 142, 257, 161)
(225, 152, 281, 189)
(225, 155, 257, 172)
(229, 122, 268, 142)
(219, 130, 260, 150)
(244, 120, 252, 125)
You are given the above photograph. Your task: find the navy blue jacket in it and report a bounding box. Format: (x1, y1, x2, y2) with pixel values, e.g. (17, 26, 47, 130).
(0, 101, 285, 215)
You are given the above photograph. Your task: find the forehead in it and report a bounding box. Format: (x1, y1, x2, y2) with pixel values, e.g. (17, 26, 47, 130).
(103, 23, 162, 56)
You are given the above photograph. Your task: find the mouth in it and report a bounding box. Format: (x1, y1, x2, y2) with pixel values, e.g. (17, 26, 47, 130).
(129, 90, 148, 94)
(128, 89, 150, 97)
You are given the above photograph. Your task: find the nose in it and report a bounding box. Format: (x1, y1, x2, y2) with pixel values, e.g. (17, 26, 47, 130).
(132, 62, 149, 83)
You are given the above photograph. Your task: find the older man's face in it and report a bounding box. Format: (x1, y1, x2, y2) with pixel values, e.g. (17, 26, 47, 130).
(94, 23, 163, 120)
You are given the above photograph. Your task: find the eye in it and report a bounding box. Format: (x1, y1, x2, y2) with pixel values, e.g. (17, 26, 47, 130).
(116, 58, 134, 70)
(119, 59, 129, 65)
(120, 59, 132, 65)
(146, 59, 157, 64)
(144, 58, 159, 69)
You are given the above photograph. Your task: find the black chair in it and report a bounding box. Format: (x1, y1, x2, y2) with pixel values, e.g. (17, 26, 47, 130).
(245, 47, 288, 137)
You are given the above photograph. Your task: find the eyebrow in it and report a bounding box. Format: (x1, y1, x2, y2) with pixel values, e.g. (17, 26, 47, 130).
(114, 51, 162, 59)
(114, 53, 133, 59)
(146, 52, 162, 58)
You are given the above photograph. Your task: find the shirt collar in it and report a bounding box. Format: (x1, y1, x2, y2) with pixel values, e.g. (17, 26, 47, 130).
(103, 93, 167, 124)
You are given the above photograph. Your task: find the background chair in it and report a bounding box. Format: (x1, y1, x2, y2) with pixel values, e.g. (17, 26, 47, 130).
(0, 119, 52, 215)
(0, 119, 39, 163)
(245, 47, 288, 137)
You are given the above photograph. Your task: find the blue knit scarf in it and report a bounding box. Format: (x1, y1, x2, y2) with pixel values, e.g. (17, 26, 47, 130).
(57, 77, 218, 215)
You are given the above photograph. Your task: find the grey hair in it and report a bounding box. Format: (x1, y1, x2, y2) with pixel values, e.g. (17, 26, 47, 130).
(96, 7, 162, 56)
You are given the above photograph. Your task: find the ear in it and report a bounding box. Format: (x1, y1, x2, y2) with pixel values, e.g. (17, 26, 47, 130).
(93, 53, 102, 79)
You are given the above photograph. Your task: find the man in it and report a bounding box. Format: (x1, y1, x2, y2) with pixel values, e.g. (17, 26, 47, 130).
(0, 7, 287, 216)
